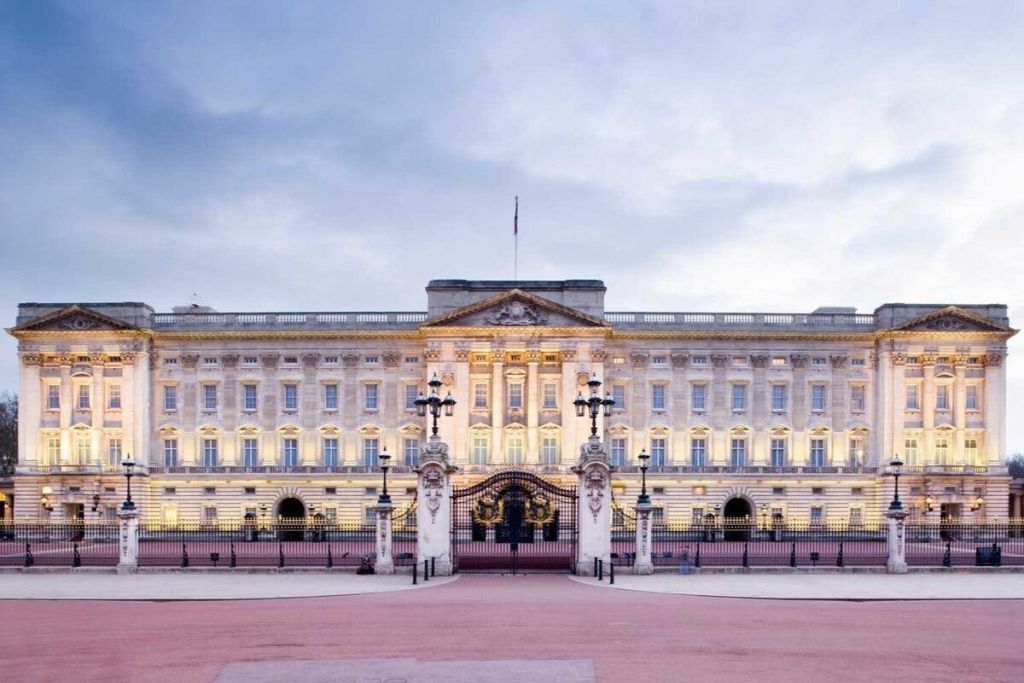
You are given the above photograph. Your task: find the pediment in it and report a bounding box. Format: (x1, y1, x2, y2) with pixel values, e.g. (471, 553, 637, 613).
(422, 289, 609, 328)
(888, 306, 1010, 333)
(13, 305, 136, 333)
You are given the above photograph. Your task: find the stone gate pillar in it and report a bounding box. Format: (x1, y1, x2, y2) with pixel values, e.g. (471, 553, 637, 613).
(374, 502, 394, 574)
(634, 502, 654, 575)
(573, 435, 612, 576)
(416, 435, 457, 575)
(886, 507, 909, 574)
(117, 508, 140, 574)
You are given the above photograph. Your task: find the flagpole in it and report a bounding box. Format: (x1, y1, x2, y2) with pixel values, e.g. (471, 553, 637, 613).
(514, 196, 519, 281)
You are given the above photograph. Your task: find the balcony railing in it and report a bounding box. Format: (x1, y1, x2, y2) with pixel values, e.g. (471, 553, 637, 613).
(603, 311, 877, 330)
(147, 465, 419, 475)
(151, 311, 428, 330)
(616, 465, 879, 475)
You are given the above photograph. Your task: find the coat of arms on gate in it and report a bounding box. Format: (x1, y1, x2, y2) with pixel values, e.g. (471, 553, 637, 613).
(473, 494, 504, 526)
(525, 494, 556, 525)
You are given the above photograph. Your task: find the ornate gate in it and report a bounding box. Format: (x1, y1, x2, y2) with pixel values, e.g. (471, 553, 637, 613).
(451, 470, 577, 574)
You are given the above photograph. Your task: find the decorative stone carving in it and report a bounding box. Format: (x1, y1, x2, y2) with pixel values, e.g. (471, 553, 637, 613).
(789, 354, 809, 369)
(61, 315, 100, 331)
(422, 467, 445, 522)
(670, 353, 689, 368)
(710, 354, 730, 369)
(869, 352, 878, 369)
(342, 354, 359, 368)
(261, 354, 279, 369)
(892, 353, 907, 366)
(21, 354, 42, 366)
(382, 352, 401, 368)
(919, 315, 973, 331)
(485, 299, 547, 326)
(181, 354, 200, 370)
(490, 349, 506, 363)
(576, 372, 591, 387)
(984, 352, 1003, 367)
(560, 349, 576, 362)
(919, 354, 937, 367)
(423, 347, 442, 362)
(584, 469, 607, 523)
(221, 354, 239, 369)
(590, 349, 607, 363)
(750, 355, 769, 369)
(302, 353, 321, 368)
(952, 355, 969, 368)
(441, 371, 455, 387)
(829, 355, 848, 369)
(454, 349, 471, 362)
(525, 349, 542, 363)
(630, 353, 648, 368)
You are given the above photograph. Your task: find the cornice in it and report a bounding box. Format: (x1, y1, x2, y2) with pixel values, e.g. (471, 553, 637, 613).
(9, 329, 151, 339)
(609, 330, 876, 342)
(421, 326, 611, 338)
(153, 330, 422, 341)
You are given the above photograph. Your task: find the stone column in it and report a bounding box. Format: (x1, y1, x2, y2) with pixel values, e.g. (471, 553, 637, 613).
(117, 507, 140, 574)
(921, 355, 936, 462)
(573, 435, 612, 576)
(491, 351, 505, 464)
(983, 352, 1004, 465)
(526, 351, 539, 463)
(953, 356, 967, 464)
(374, 502, 394, 574)
(633, 502, 654, 575)
(885, 507, 909, 574)
(416, 435, 456, 575)
(891, 353, 906, 463)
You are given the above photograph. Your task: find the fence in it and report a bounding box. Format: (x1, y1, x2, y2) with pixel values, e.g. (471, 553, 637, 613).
(391, 504, 418, 567)
(610, 507, 637, 567)
(0, 520, 120, 567)
(137, 520, 377, 568)
(906, 521, 1024, 567)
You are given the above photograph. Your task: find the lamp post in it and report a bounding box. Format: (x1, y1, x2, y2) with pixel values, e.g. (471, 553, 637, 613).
(120, 454, 136, 511)
(415, 373, 456, 437)
(573, 374, 614, 437)
(91, 480, 101, 513)
(40, 486, 54, 512)
(637, 449, 651, 505)
(378, 447, 392, 504)
(888, 456, 903, 511)
(760, 504, 769, 531)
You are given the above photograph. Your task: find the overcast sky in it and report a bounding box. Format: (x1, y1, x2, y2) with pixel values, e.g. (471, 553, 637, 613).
(1, 1, 1022, 452)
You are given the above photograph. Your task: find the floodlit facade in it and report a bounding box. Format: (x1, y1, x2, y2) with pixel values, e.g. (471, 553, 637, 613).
(6, 279, 1019, 525)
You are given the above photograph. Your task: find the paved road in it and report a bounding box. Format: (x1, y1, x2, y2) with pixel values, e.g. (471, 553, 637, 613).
(2, 575, 1020, 682)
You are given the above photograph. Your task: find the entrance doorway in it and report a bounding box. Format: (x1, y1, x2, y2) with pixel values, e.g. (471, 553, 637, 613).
(276, 497, 306, 541)
(940, 503, 963, 541)
(722, 497, 753, 541)
(64, 503, 85, 541)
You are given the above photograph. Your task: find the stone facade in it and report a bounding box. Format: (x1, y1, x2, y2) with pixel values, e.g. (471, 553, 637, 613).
(5, 280, 1016, 526)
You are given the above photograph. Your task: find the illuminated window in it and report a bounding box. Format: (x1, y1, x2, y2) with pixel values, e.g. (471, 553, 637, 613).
(848, 439, 864, 466)
(47, 435, 60, 465)
(771, 356, 786, 367)
(75, 435, 90, 464)
(107, 437, 122, 466)
(935, 438, 949, 465)
(904, 438, 918, 466)
(964, 438, 979, 465)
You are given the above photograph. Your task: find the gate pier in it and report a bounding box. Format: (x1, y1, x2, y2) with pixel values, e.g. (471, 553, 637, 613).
(416, 435, 457, 576)
(573, 434, 613, 576)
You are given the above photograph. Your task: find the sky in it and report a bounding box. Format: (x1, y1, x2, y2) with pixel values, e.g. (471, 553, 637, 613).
(1, 1, 1022, 451)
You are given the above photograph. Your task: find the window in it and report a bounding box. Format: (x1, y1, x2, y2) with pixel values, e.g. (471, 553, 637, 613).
(473, 383, 488, 409)
(472, 435, 489, 464)
(323, 355, 339, 365)
(849, 507, 863, 526)
(690, 438, 706, 467)
(203, 438, 218, 467)
(611, 384, 626, 410)
(363, 438, 379, 466)
(966, 385, 979, 410)
(242, 438, 259, 467)
(46, 384, 60, 410)
(107, 438, 122, 466)
(283, 355, 298, 365)
(203, 357, 218, 366)
(203, 384, 217, 411)
(543, 353, 558, 363)
(243, 356, 258, 366)
(543, 383, 557, 409)
(324, 384, 338, 411)
(323, 438, 339, 467)
(163, 439, 178, 466)
(770, 438, 786, 467)
(245, 487, 257, 495)
(730, 438, 746, 467)
(809, 439, 826, 467)
(904, 438, 918, 466)
(848, 440, 864, 466)
(77, 385, 90, 410)
(541, 436, 558, 464)
(731, 384, 746, 411)
(46, 435, 60, 465)
(965, 438, 979, 465)
(506, 435, 524, 464)
(364, 355, 378, 365)
(163, 357, 178, 366)
(283, 384, 298, 411)
(691, 384, 706, 411)
(691, 356, 708, 366)
(851, 358, 865, 366)
(324, 508, 337, 523)
(279, 438, 297, 466)
(810, 506, 824, 524)
(405, 384, 418, 410)
(652, 355, 668, 365)
(906, 385, 919, 410)
(404, 356, 419, 364)
(771, 356, 786, 367)
(610, 438, 626, 466)
(243, 384, 258, 412)
(364, 384, 379, 410)
(812, 357, 827, 366)
(75, 436, 90, 464)
(732, 356, 748, 367)
(612, 356, 626, 365)
(650, 438, 666, 466)
(850, 385, 865, 412)
(651, 384, 666, 411)
(935, 438, 949, 465)
(811, 385, 827, 412)
(473, 353, 488, 363)
(935, 385, 950, 410)
(507, 383, 523, 409)
(771, 384, 787, 412)
(163, 385, 177, 411)
(404, 438, 419, 466)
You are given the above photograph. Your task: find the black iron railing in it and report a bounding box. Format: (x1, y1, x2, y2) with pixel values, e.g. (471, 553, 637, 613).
(0, 520, 120, 567)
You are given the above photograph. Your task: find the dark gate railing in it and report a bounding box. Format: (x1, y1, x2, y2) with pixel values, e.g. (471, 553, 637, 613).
(0, 520, 119, 567)
(451, 470, 577, 574)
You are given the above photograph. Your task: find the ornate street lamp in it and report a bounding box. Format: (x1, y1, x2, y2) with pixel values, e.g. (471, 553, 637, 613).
(91, 480, 101, 513)
(888, 456, 903, 511)
(573, 374, 614, 437)
(759, 504, 769, 531)
(637, 449, 651, 505)
(120, 454, 136, 511)
(40, 486, 54, 512)
(378, 447, 392, 504)
(970, 495, 984, 512)
(415, 373, 456, 437)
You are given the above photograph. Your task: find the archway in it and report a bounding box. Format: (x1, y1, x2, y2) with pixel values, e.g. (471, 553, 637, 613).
(723, 497, 753, 541)
(276, 497, 306, 541)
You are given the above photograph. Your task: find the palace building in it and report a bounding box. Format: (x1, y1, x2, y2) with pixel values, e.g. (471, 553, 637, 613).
(5, 279, 1019, 526)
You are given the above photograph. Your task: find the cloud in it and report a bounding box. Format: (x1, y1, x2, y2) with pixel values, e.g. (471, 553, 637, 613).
(1, 1, 1023, 450)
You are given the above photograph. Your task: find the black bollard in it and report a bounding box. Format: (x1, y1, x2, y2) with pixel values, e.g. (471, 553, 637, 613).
(598, 558, 604, 581)
(593, 556, 599, 578)
(423, 559, 429, 581)
(431, 556, 436, 577)
(412, 561, 418, 584)
(610, 561, 615, 584)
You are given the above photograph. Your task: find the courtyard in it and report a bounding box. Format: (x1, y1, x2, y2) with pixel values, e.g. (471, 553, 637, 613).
(1, 574, 1021, 682)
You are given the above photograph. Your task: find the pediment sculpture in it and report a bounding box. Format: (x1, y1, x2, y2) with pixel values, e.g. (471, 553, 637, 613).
(485, 299, 547, 326)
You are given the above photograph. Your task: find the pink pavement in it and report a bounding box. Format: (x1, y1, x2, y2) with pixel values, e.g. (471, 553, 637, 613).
(1, 575, 1021, 682)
